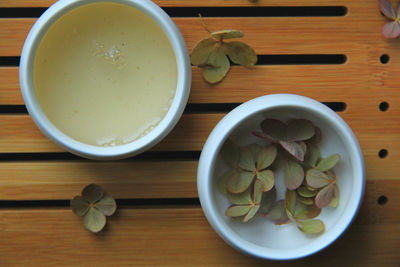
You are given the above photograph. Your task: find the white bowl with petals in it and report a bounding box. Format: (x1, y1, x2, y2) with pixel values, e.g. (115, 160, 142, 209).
(197, 94, 365, 260)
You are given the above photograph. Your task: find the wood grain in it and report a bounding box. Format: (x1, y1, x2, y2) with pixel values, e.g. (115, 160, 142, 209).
(0, 160, 396, 200)
(0, 0, 368, 8)
(0, 204, 399, 266)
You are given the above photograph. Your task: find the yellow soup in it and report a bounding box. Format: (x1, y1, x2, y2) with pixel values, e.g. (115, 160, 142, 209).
(34, 2, 177, 146)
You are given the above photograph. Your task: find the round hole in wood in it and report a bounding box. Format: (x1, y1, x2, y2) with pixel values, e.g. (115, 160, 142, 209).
(379, 101, 389, 112)
(378, 195, 388, 205)
(378, 149, 388, 158)
(380, 54, 390, 64)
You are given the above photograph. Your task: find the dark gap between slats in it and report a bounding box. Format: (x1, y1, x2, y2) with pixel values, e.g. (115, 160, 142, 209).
(0, 6, 347, 18)
(0, 198, 200, 209)
(0, 151, 201, 162)
(0, 102, 346, 115)
(0, 55, 346, 67)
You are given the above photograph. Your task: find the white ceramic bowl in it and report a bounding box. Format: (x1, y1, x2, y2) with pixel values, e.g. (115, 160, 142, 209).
(19, 0, 191, 160)
(197, 94, 365, 260)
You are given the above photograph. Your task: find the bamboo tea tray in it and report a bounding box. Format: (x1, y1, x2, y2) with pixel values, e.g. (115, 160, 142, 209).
(0, 0, 399, 265)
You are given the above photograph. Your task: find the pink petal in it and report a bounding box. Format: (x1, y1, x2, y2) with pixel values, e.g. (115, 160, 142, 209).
(380, 0, 396, 19)
(382, 21, 400, 38)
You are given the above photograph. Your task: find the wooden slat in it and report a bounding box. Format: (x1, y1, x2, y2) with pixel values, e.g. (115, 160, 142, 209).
(0, 159, 396, 200)
(0, 0, 364, 8)
(0, 203, 399, 266)
(0, 12, 386, 57)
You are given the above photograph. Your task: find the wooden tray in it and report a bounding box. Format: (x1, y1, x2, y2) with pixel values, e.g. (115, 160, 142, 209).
(0, 0, 399, 265)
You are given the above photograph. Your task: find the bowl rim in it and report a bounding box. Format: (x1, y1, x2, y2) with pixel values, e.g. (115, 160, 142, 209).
(19, 0, 191, 160)
(197, 94, 365, 260)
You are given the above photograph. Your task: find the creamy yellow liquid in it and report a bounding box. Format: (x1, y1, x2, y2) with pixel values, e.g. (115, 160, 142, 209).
(34, 2, 177, 146)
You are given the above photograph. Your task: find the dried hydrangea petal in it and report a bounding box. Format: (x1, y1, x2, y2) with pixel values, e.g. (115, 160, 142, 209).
(225, 41, 257, 67)
(226, 205, 252, 217)
(285, 190, 297, 216)
(297, 186, 317, 198)
(190, 37, 218, 65)
(243, 205, 260, 222)
(315, 183, 335, 208)
(329, 184, 340, 208)
(239, 147, 256, 171)
(211, 29, 244, 40)
(95, 195, 117, 216)
(294, 202, 321, 220)
(82, 184, 105, 204)
(304, 144, 320, 168)
(286, 119, 315, 142)
(266, 200, 290, 225)
(297, 219, 325, 235)
(259, 187, 277, 214)
(71, 196, 90, 217)
(280, 141, 306, 161)
(199, 46, 230, 83)
(218, 170, 236, 195)
(220, 139, 240, 168)
(284, 159, 304, 190)
(257, 145, 277, 170)
(83, 207, 107, 233)
(227, 187, 252, 205)
(227, 171, 255, 193)
(316, 154, 341, 172)
(306, 169, 332, 189)
(256, 170, 274, 192)
(247, 143, 262, 162)
(380, 0, 397, 19)
(260, 119, 287, 142)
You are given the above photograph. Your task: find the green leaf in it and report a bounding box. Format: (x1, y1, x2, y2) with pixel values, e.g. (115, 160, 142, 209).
(259, 187, 277, 213)
(199, 46, 230, 84)
(257, 145, 277, 170)
(95, 195, 117, 216)
(280, 141, 306, 162)
(227, 188, 252, 205)
(82, 184, 104, 204)
(227, 171, 255, 193)
(211, 29, 244, 40)
(238, 147, 256, 171)
(306, 169, 332, 189)
(297, 219, 325, 235)
(297, 195, 314, 205)
(71, 196, 89, 216)
(304, 144, 320, 167)
(220, 139, 240, 168)
(294, 202, 321, 220)
(253, 179, 263, 204)
(247, 143, 262, 162)
(224, 41, 257, 67)
(286, 119, 315, 142)
(297, 186, 317, 198)
(218, 170, 236, 195)
(284, 159, 304, 190)
(243, 205, 260, 222)
(299, 141, 307, 156)
(226, 205, 252, 217)
(316, 154, 341, 172)
(190, 37, 218, 65)
(315, 183, 335, 208)
(329, 184, 340, 208)
(285, 190, 297, 216)
(260, 119, 287, 142)
(83, 207, 106, 233)
(266, 200, 290, 225)
(256, 170, 274, 192)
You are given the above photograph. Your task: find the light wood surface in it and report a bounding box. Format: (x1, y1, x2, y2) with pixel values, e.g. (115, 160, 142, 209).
(1, 0, 399, 265)
(0, 207, 399, 266)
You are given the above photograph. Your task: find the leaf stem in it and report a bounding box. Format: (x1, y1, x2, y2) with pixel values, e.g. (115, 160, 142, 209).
(199, 13, 212, 34)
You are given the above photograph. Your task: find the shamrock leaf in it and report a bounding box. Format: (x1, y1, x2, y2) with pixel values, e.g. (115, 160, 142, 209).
(224, 41, 257, 67)
(71, 184, 117, 233)
(226, 188, 260, 222)
(316, 154, 341, 172)
(266, 200, 290, 225)
(190, 37, 218, 65)
(199, 46, 230, 83)
(211, 29, 244, 40)
(284, 159, 304, 190)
